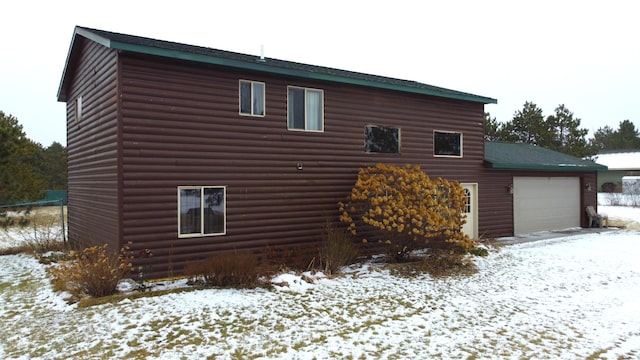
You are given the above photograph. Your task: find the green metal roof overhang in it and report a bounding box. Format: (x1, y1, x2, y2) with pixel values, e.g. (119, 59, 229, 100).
(485, 142, 608, 171)
(58, 27, 497, 105)
(485, 161, 607, 171)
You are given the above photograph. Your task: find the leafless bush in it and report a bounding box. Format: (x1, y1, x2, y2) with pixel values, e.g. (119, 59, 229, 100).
(184, 251, 265, 288)
(320, 217, 359, 275)
(48, 244, 133, 301)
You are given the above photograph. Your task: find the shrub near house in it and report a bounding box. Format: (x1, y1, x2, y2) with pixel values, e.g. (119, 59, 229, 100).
(339, 163, 472, 259)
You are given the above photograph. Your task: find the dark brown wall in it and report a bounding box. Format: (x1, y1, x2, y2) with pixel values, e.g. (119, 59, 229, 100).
(65, 39, 120, 250)
(118, 53, 489, 277)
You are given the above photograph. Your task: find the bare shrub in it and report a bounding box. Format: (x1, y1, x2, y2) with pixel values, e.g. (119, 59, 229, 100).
(48, 244, 133, 301)
(184, 251, 265, 288)
(22, 214, 66, 254)
(320, 217, 359, 275)
(260, 245, 319, 273)
(2, 206, 66, 254)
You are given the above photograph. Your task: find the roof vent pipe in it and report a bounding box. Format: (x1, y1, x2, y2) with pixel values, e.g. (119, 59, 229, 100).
(258, 45, 265, 62)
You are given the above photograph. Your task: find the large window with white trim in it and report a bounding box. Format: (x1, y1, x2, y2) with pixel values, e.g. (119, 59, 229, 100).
(287, 86, 324, 131)
(434, 130, 463, 157)
(178, 186, 226, 237)
(239, 80, 265, 116)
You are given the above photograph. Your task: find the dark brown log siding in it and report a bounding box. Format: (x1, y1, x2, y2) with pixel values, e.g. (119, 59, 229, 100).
(118, 54, 488, 277)
(65, 39, 120, 250)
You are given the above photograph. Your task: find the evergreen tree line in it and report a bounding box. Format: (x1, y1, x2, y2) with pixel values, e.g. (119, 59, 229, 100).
(0, 111, 67, 205)
(485, 101, 640, 158)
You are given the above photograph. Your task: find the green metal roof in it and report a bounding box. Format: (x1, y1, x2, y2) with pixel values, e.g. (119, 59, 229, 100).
(58, 26, 497, 104)
(485, 142, 608, 171)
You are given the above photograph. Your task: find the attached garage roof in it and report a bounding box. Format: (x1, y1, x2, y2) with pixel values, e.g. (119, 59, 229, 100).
(58, 26, 497, 104)
(485, 142, 608, 171)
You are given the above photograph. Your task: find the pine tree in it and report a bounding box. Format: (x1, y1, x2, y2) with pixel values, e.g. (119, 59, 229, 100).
(0, 111, 47, 204)
(545, 104, 596, 158)
(590, 120, 640, 151)
(484, 112, 503, 141)
(503, 102, 550, 145)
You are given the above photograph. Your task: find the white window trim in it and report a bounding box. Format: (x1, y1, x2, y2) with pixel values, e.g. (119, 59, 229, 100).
(433, 130, 463, 158)
(239, 80, 265, 117)
(177, 186, 227, 238)
(286, 86, 324, 132)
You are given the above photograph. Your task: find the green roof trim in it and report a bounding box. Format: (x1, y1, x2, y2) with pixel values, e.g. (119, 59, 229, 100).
(58, 26, 497, 104)
(485, 142, 608, 171)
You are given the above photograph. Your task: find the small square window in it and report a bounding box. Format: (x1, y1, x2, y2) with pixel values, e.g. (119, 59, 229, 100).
(365, 125, 400, 153)
(287, 86, 323, 131)
(434, 131, 462, 157)
(178, 186, 226, 237)
(239, 80, 265, 116)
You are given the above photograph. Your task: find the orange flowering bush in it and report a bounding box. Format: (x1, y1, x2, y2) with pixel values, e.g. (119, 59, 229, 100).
(339, 163, 472, 258)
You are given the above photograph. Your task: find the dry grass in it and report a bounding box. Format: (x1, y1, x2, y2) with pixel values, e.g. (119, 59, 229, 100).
(1, 206, 68, 256)
(389, 248, 479, 278)
(2, 206, 67, 228)
(320, 218, 360, 275)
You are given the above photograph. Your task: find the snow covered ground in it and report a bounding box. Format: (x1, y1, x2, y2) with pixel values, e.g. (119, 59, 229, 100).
(1, 207, 639, 359)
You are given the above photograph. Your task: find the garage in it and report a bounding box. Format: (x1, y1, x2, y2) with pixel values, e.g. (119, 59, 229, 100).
(513, 177, 580, 234)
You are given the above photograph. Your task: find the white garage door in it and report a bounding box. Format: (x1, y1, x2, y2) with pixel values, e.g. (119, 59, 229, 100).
(513, 177, 580, 235)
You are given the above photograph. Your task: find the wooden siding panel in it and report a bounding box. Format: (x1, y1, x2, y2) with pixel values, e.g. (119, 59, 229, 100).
(119, 54, 490, 277)
(66, 39, 120, 250)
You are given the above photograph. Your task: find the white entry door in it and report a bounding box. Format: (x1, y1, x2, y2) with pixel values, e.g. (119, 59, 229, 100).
(461, 183, 478, 239)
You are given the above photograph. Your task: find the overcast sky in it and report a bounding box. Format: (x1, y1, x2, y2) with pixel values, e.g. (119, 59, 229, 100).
(2, 0, 638, 147)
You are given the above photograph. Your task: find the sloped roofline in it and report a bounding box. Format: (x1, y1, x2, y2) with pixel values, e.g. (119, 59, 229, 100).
(58, 26, 498, 104)
(485, 141, 608, 171)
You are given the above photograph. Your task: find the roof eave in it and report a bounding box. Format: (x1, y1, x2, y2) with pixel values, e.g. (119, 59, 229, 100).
(57, 27, 114, 102)
(485, 161, 608, 171)
(110, 41, 497, 104)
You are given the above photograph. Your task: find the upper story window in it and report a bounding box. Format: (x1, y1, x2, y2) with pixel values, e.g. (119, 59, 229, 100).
(365, 125, 400, 153)
(239, 80, 265, 116)
(178, 186, 226, 237)
(434, 130, 462, 157)
(287, 86, 324, 131)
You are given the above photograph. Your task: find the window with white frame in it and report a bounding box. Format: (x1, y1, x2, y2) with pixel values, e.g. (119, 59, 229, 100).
(434, 130, 462, 157)
(365, 125, 400, 153)
(239, 80, 265, 116)
(287, 86, 324, 131)
(178, 186, 226, 237)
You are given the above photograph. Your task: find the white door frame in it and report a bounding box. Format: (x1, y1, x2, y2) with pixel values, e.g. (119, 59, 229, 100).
(461, 183, 478, 239)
